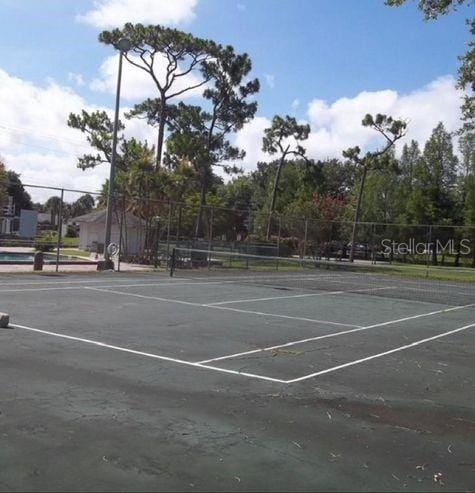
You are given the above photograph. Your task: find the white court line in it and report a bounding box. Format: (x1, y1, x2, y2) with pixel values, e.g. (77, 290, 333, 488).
(85, 286, 361, 329)
(208, 286, 393, 305)
(196, 303, 475, 364)
(0, 277, 189, 287)
(202, 305, 360, 328)
(0, 286, 85, 293)
(286, 322, 475, 383)
(9, 323, 286, 384)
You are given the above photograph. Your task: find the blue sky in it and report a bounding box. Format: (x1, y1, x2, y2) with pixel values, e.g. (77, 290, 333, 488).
(0, 0, 471, 200)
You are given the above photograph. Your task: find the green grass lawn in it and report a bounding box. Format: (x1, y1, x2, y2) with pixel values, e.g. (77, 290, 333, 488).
(378, 262, 475, 282)
(59, 248, 91, 258)
(61, 236, 80, 248)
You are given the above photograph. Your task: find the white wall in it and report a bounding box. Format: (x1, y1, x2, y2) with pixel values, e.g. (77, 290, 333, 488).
(78, 222, 143, 255)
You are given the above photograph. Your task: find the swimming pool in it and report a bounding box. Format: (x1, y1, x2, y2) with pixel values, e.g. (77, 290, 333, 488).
(0, 252, 96, 265)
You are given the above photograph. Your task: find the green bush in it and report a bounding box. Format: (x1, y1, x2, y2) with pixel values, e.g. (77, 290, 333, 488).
(34, 232, 56, 252)
(66, 225, 78, 238)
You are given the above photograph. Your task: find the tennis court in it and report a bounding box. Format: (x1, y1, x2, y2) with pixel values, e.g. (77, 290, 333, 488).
(1, 261, 474, 491)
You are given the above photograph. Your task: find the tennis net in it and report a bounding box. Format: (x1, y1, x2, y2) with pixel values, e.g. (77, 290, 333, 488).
(169, 247, 475, 307)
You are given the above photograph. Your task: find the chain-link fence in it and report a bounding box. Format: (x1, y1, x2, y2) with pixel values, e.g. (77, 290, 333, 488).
(1, 182, 474, 273)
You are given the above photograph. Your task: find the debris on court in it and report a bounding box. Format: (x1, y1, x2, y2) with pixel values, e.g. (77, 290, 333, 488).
(270, 348, 304, 357)
(0, 312, 9, 328)
(433, 472, 444, 485)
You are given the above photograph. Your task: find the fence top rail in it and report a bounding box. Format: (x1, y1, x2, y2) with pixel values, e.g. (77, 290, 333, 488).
(1, 179, 474, 230)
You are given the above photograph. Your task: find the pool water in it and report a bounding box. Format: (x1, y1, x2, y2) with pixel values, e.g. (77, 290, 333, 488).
(0, 252, 91, 264)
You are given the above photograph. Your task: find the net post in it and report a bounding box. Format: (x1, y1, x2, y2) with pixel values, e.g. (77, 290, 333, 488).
(55, 188, 64, 273)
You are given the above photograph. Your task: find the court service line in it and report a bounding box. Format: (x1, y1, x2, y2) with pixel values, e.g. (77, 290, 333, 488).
(207, 286, 393, 305)
(196, 303, 475, 364)
(9, 323, 286, 384)
(286, 322, 475, 383)
(85, 286, 361, 329)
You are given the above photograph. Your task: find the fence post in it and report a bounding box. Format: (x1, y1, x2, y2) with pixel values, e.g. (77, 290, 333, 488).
(207, 207, 214, 268)
(166, 202, 172, 269)
(176, 204, 182, 244)
(117, 210, 123, 272)
(303, 218, 308, 260)
(55, 188, 64, 273)
(426, 225, 432, 279)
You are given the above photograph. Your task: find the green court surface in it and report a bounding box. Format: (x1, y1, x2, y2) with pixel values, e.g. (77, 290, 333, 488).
(0, 269, 474, 491)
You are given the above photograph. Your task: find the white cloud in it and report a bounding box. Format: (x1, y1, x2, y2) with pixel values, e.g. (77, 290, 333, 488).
(76, 0, 197, 29)
(235, 76, 464, 171)
(0, 68, 464, 201)
(234, 116, 271, 171)
(0, 68, 156, 202)
(291, 98, 300, 110)
(265, 74, 275, 89)
(90, 53, 204, 102)
(67, 72, 85, 87)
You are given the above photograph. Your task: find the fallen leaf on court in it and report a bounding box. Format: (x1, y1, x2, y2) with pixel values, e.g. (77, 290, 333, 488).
(416, 463, 429, 471)
(330, 453, 342, 459)
(292, 441, 302, 449)
(433, 472, 444, 485)
(391, 474, 400, 481)
(234, 476, 241, 483)
(327, 412, 332, 420)
(271, 348, 304, 357)
(447, 444, 453, 454)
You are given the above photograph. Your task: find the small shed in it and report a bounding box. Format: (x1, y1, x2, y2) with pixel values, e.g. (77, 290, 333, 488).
(73, 210, 145, 256)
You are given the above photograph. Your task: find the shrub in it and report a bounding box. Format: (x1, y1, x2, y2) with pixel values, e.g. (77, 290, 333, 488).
(34, 232, 56, 252)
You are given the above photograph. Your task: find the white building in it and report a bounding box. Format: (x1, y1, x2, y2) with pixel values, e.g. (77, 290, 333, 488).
(74, 210, 145, 256)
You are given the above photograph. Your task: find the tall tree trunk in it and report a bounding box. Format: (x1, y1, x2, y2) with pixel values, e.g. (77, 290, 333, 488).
(349, 165, 368, 263)
(194, 173, 207, 240)
(267, 154, 286, 240)
(155, 96, 166, 170)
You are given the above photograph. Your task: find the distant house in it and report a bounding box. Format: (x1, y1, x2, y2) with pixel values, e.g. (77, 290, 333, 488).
(73, 210, 145, 256)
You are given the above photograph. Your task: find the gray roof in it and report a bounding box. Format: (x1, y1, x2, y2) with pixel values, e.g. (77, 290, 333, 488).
(73, 209, 144, 226)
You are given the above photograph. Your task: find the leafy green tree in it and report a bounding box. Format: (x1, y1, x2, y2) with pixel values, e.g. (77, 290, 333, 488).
(458, 19, 475, 135)
(385, 0, 470, 19)
(355, 149, 405, 223)
(165, 45, 259, 238)
(262, 115, 310, 238)
(409, 122, 458, 224)
(6, 171, 33, 215)
(99, 23, 217, 168)
(44, 196, 62, 225)
(0, 160, 7, 213)
(343, 113, 407, 261)
(70, 194, 95, 218)
(407, 123, 459, 263)
(67, 110, 125, 171)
